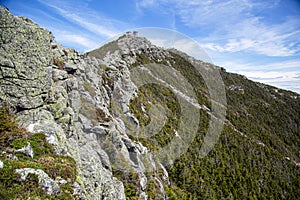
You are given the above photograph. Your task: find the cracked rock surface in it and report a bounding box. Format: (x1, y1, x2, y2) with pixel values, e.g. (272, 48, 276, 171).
(0, 6, 168, 200)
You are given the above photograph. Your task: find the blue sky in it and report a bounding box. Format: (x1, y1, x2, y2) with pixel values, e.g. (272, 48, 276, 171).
(2, 0, 300, 93)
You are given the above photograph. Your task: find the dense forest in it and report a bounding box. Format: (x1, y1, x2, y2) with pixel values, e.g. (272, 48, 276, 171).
(117, 50, 300, 199)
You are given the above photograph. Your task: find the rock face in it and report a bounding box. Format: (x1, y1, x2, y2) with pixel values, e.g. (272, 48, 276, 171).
(0, 6, 127, 199)
(0, 6, 167, 199)
(0, 7, 53, 110)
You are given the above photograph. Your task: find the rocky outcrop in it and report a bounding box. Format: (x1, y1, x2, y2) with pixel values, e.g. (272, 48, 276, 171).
(0, 6, 168, 199)
(15, 168, 61, 196)
(0, 6, 126, 199)
(0, 7, 53, 110)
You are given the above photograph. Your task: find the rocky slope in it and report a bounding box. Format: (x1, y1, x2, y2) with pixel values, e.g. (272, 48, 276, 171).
(0, 6, 166, 199)
(1, 6, 300, 199)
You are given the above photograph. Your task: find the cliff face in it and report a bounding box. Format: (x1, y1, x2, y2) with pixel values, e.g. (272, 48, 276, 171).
(1, 6, 300, 200)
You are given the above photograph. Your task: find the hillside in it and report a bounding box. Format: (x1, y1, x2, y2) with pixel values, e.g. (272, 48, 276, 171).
(1, 6, 299, 199)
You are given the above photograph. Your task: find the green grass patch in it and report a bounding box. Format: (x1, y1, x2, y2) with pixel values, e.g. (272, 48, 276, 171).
(0, 106, 77, 199)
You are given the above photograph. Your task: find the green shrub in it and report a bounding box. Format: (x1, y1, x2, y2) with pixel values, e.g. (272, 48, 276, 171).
(126, 51, 300, 199)
(0, 106, 77, 199)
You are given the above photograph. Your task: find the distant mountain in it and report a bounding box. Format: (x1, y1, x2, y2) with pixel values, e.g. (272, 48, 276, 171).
(0, 6, 299, 200)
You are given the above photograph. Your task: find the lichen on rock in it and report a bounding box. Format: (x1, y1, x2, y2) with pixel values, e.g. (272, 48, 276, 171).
(1, 5, 137, 200)
(15, 168, 61, 196)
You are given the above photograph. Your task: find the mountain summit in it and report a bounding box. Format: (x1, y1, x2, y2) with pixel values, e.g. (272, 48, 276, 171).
(0, 6, 299, 199)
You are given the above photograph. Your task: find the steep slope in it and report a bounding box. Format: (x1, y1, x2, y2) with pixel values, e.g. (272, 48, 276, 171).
(0, 7, 126, 199)
(88, 34, 300, 199)
(1, 6, 299, 200)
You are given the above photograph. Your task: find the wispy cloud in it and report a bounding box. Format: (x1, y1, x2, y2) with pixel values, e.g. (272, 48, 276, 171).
(137, 0, 258, 26)
(241, 70, 300, 94)
(52, 30, 100, 52)
(176, 0, 256, 27)
(195, 4, 300, 56)
(217, 59, 300, 93)
(219, 59, 300, 72)
(137, 0, 300, 57)
(136, 0, 158, 9)
(240, 71, 300, 82)
(38, 0, 122, 38)
(200, 17, 300, 56)
(54, 9, 118, 38)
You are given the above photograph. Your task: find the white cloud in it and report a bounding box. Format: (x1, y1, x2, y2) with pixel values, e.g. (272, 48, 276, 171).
(178, 0, 255, 27)
(201, 38, 256, 53)
(137, 0, 158, 8)
(197, 14, 300, 56)
(137, 0, 300, 57)
(201, 35, 299, 57)
(137, 0, 258, 26)
(218, 59, 300, 72)
(38, 0, 124, 38)
(240, 71, 299, 82)
(53, 31, 100, 51)
(218, 17, 300, 56)
(215, 59, 300, 93)
(58, 11, 118, 38)
(241, 70, 300, 94)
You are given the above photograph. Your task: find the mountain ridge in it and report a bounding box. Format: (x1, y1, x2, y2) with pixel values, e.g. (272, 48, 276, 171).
(0, 6, 299, 199)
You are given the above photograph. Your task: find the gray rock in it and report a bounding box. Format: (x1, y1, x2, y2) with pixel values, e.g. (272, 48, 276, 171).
(0, 6, 172, 199)
(0, 6, 53, 110)
(15, 168, 61, 196)
(78, 113, 93, 131)
(0, 57, 14, 68)
(52, 68, 69, 80)
(16, 142, 34, 158)
(64, 62, 78, 73)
